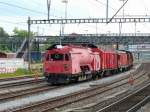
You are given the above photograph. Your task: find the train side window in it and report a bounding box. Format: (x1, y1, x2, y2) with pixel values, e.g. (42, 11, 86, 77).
(65, 54, 69, 61)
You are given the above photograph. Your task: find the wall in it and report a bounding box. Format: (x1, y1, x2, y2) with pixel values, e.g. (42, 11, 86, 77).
(0, 58, 26, 74)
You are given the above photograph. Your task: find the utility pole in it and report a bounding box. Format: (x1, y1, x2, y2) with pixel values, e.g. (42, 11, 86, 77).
(61, 0, 68, 40)
(27, 17, 31, 71)
(120, 0, 125, 18)
(119, 0, 125, 34)
(62, 0, 68, 19)
(135, 22, 137, 36)
(96, 23, 98, 35)
(47, 0, 51, 20)
(106, 0, 109, 22)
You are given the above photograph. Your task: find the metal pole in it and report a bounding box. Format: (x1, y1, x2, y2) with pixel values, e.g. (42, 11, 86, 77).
(65, 0, 68, 19)
(28, 17, 31, 71)
(116, 42, 119, 50)
(135, 22, 137, 36)
(59, 25, 62, 45)
(119, 22, 122, 34)
(96, 23, 98, 36)
(106, 0, 109, 22)
(47, 0, 51, 20)
(120, 0, 125, 18)
(61, 0, 68, 41)
(119, 0, 125, 35)
(62, 0, 68, 19)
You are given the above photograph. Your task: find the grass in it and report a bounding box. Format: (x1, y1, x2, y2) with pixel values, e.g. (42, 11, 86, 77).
(31, 63, 43, 71)
(0, 63, 43, 79)
(0, 67, 43, 79)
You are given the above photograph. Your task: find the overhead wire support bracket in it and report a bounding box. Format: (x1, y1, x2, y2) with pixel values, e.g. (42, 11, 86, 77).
(28, 18, 150, 25)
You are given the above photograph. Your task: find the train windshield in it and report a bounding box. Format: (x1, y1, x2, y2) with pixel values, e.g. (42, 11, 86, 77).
(51, 54, 64, 61)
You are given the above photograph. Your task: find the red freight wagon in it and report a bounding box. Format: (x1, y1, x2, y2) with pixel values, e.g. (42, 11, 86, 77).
(101, 50, 118, 71)
(91, 47, 118, 72)
(118, 51, 128, 71)
(126, 51, 133, 67)
(118, 50, 133, 69)
(126, 51, 133, 68)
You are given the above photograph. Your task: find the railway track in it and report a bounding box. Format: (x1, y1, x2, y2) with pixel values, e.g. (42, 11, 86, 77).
(10, 70, 148, 112)
(0, 75, 43, 82)
(0, 77, 44, 89)
(127, 95, 150, 112)
(0, 84, 59, 102)
(97, 82, 150, 112)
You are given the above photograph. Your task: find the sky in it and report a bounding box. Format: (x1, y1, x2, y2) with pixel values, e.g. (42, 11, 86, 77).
(0, 0, 150, 35)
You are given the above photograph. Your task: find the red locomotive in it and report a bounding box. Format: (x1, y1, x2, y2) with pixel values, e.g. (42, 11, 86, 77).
(43, 44, 133, 84)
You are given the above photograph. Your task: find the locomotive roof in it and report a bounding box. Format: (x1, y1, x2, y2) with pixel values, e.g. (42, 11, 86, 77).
(46, 44, 98, 50)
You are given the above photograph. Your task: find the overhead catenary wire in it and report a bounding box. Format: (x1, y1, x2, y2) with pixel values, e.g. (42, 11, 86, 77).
(94, 0, 117, 11)
(0, 1, 46, 15)
(0, 0, 119, 32)
(107, 0, 129, 23)
(0, 0, 150, 34)
(140, 0, 149, 15)
(0, 1, 61, 18)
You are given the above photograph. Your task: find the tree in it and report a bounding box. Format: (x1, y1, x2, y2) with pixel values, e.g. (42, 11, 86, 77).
(0, 27, 9, 38)
(13, 27, 36, 38)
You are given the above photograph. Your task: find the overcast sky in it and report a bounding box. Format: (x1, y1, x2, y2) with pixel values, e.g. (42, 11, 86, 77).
(0, 0, 150, 35)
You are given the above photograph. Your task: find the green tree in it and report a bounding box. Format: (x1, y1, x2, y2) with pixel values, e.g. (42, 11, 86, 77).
(13, 27, 36, 38)
(0, 27, 9, 38)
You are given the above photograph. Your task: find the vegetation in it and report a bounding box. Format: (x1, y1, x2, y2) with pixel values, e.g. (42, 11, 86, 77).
(0, 68, 42, 79)
(0, 27, 10, 52)
(0, 69, 33, 79)
(0, 27, 37, 52)
(0, 27, 9, 38)
(13, 27, 37, 39)
(0, 26, 55, 53)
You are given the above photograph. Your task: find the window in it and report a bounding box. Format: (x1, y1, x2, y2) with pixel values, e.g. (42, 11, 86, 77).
(51, 54, 64, 61)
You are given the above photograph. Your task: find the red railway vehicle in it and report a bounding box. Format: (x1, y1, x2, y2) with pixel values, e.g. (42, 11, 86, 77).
(44, 44, 101, 84)
(43, 44, 133, 84)
(101, 50, 118, 72)
(118, 51, 128, 71)
(126, 51, 133, 67)
(90, 46, 118, 76)
(118, 50, 133, 71)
